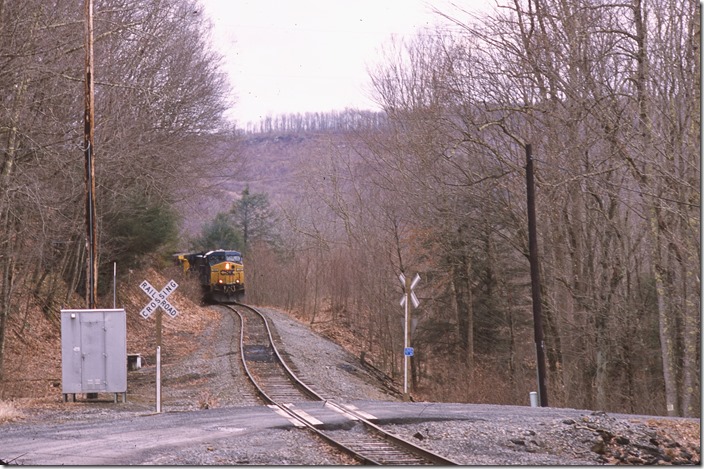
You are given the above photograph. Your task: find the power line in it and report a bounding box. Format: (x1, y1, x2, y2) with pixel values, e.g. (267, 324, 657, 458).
(531, 157, 700, 209)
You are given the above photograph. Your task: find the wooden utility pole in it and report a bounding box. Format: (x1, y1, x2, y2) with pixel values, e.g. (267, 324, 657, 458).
(525, 143, 548, 407)
(84, 0, 98, 308)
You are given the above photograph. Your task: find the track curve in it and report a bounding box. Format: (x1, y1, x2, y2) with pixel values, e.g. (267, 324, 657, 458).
(226, 303, 458, 465)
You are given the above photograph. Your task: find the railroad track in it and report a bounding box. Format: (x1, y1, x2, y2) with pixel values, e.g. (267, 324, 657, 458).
(225, 303, 458, 465)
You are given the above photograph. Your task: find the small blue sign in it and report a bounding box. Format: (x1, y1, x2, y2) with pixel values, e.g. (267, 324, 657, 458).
(404, 347, 414, 357)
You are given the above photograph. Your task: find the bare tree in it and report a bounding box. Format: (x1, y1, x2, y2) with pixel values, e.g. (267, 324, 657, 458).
(0, 0, 232, 379)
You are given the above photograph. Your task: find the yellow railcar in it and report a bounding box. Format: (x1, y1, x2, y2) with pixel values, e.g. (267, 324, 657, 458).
(174, 253, 191, 273)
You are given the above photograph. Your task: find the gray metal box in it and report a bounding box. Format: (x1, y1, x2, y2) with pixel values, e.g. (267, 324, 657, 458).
(61, 309, 127, 397)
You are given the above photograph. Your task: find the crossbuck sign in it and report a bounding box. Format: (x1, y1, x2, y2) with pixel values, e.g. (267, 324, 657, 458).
(139, 279, 179, 319)
(399, 272, 420, 397)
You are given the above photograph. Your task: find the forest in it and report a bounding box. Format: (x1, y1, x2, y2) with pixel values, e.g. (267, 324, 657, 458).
(0, 0, 700, 417)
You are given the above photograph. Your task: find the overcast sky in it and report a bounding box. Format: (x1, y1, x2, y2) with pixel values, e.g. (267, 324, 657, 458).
(199, 0, 488, 127)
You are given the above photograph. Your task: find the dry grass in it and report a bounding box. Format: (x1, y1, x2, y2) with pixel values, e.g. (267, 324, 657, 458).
(0, 400, 24, 423)
(0, 262, 217, 410)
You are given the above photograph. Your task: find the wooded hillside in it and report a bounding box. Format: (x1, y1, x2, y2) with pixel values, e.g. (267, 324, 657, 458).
(234, 0, 700, 417)
(0, 0, 699, 418)
(0, 0, 234, 381)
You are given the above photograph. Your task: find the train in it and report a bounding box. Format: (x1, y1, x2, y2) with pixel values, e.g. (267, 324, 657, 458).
(176, 249, 245, 303)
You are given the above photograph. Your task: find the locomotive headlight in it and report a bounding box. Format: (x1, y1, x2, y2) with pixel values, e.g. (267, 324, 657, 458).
(225, 263, 230, 270)
(218, 279, 223, 284)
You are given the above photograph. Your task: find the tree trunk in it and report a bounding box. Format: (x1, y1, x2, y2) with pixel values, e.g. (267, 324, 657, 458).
(680, 254, 699, 417)
(0, 238, 15, 381)
(451, 256, 474, 375)
(0, 77, 27, 380)
(680, 3, 701, 418)
(644, 205, 678, 416)
(630, 0, 680, 417)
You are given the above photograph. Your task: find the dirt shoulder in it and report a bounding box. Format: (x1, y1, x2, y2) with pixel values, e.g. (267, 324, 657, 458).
(0, 266, 217, 411)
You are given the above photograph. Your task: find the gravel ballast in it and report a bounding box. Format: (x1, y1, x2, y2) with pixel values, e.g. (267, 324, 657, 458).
(0, 305, 699, 465)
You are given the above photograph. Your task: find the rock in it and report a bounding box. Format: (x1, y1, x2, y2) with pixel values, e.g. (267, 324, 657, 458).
(591, 436, 606, 454)
(413, 432, 424, 441)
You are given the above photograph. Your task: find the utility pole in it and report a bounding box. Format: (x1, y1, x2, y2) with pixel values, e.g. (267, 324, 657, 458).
(525, 143, 548, 407)
(84, 0, 98, 308)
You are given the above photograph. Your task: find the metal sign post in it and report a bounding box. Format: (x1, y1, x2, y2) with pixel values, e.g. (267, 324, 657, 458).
(156, 346, 161, 413)
(112, 262, 117, 309)
(139, 279, 179, 412)
(399, 273, 420, 400)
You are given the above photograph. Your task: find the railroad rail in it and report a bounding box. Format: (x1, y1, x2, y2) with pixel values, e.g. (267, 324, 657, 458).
(225, 304, 458, 465)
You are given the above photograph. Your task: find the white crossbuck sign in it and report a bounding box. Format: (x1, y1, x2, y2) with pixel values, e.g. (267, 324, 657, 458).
(139, 279, 179, 319)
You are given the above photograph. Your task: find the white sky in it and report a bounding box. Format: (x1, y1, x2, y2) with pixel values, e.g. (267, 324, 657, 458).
(200, 0, 489, 128)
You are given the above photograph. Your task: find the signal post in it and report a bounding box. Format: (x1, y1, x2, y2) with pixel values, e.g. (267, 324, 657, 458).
(399, 273, 420, 401)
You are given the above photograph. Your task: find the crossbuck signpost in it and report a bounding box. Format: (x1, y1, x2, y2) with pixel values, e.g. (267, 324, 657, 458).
(139, 279, 179, 413)
(399, 272, 420, 400)
(139, 279, 179, 319)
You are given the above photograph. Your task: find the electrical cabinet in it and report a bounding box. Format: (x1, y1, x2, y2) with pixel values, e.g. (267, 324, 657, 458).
(61, 309, 127, 402)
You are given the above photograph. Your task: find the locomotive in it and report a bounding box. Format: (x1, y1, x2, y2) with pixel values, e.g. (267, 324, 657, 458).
(177, 249, 245, 303)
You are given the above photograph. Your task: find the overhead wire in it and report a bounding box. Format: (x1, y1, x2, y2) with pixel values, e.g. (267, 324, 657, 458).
(530, 156, 700, 209)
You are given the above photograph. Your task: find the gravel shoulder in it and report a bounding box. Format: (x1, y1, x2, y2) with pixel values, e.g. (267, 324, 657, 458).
(1, 304, 699, 465)
(261, 307, 700, 465)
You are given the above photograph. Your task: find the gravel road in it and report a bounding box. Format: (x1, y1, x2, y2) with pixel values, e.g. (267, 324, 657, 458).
(0, 305, 699, 465)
